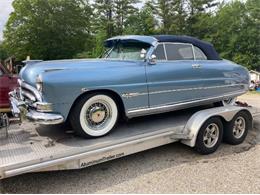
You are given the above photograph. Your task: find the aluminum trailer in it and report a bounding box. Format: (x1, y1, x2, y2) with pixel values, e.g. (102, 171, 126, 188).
(0, 105, 259, 179)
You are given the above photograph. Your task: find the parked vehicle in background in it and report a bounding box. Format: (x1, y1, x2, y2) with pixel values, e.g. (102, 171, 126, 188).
(0, 63, 18, 112)
(249, 81, 256, 91)
(9, 35, 250, 138)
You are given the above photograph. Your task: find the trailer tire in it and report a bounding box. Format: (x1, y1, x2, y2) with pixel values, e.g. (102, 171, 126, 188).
(70, 93, 118, 138)
(223, 111, 250, 145)
(195, 117, 223, 155)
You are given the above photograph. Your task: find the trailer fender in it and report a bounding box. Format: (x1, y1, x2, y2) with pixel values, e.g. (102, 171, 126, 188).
(181, 106, 252, 147)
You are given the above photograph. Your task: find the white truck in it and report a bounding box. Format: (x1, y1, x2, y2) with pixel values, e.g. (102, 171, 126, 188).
(0, 105, 259, 179)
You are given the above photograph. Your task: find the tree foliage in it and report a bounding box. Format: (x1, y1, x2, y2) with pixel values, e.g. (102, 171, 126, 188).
(3, 0, 92, 60)
(2, 0, 259, 70)
(205, 0, 260, 69)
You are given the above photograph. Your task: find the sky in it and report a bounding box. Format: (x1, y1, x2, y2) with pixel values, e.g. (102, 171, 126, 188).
(0, 0, 13, 40)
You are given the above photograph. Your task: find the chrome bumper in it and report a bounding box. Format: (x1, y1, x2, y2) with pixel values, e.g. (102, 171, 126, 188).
(9, 91, 64, 125)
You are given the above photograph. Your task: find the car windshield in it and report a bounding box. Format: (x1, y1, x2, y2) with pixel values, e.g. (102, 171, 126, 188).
(105, 42, 150, 60)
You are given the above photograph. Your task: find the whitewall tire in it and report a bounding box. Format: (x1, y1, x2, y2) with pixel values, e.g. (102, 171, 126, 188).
(70, 93, 118, 138)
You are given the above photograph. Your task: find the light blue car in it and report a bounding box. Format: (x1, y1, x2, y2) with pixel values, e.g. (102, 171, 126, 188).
(9, 35, 250, 138)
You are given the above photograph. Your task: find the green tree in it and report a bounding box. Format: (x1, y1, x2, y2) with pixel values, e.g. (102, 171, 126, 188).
(3, 0, 93, 60)
(113, 0, 139, 35)
(124, 3, 158, 35)
(0, 42, 8, 61)
(207, 0, 260, 69)
(93, 0, 115, 38)
(185, 0, 218, 37)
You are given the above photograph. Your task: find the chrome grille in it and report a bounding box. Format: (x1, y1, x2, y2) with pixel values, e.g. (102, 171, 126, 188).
(18, 79, 42, 102)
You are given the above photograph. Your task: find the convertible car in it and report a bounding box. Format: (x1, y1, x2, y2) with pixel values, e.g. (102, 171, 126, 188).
(9, 35, 250, 137)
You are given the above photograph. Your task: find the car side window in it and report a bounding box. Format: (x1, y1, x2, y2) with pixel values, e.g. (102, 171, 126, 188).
(165, 43, 194, 60)
(194, 46, 207, 60)
(153, 44, 166, 60)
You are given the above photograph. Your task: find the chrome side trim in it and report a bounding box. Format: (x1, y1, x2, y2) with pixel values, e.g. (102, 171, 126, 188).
(149, 84, 244, 95)
(127, 90, 247, 118)
(122, 92, 147, 98)
(122, 84, 244, 98)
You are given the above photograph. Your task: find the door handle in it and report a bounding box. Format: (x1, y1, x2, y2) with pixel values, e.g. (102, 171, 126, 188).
(192, 64, 201, 69)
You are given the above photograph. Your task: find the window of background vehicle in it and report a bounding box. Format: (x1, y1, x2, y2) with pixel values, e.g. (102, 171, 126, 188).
(194, 46, 207, 60)
(153, 44, 166, 60)
(165, 43, 194, 60)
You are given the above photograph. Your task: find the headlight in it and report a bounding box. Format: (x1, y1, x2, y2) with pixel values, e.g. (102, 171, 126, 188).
(36, 75, 43, 92)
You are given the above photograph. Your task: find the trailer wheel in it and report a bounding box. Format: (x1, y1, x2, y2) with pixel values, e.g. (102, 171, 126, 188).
(70, 93, 118, 138)
(223, 111, 250, 145)
(195, 117, 223, 155)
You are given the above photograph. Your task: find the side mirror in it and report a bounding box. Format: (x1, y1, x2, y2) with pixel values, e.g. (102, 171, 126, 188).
(148, 54, 157, 65)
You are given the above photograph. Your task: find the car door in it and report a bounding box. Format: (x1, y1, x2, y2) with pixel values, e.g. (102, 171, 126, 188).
(191, 46, 243, 99)
(146, 43, 203, 108)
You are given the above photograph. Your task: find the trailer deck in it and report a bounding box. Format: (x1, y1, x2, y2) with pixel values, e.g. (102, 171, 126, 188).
(1, 106, 260, 179)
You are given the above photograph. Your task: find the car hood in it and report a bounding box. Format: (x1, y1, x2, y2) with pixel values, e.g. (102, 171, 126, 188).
(19, 59, 138, 86)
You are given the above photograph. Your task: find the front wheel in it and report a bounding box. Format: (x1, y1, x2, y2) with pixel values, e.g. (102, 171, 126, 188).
(70, 93, 118, 138)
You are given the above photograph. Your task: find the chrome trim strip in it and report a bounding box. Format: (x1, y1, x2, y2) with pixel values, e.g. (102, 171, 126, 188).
(19, 79, 42, 102)
(22, 91, 36, 102)
(122, 84, 244, 98)
(163, 43, 167, 60)
(122, 92, 147, 98)
(192, 45, 196, 60)
(149, 84, 244, 95)
(127, 90, 247, 117)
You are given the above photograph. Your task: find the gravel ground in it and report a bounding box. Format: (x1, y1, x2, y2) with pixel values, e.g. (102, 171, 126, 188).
(0, 93, 260, 193)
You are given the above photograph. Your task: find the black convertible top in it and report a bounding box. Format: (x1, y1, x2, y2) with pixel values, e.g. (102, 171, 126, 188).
(153, 35, 221, 60)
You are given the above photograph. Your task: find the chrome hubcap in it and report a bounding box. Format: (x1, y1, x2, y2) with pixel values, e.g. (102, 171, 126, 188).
(203, 123, 219, 148)
(85, 102, 111, 130)
(233, 116, 245, 139)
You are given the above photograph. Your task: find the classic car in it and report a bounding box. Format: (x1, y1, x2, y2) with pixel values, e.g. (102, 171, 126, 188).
(9, 35, 250, 138)
(0, 63, 18, 112)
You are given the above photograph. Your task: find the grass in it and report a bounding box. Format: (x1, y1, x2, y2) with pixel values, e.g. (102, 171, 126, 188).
(247, 90, 260, 95)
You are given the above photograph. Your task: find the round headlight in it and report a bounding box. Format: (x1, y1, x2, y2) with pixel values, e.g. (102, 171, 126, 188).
(36, 75, 43, 92)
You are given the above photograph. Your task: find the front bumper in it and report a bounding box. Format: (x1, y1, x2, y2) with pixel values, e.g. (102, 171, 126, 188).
(9, 91, 64, 125)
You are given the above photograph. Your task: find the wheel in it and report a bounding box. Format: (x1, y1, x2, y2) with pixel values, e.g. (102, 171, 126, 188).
(223, 111, 250, 145)
(195, 117, 223, 155)
(70, 93, 118, 138)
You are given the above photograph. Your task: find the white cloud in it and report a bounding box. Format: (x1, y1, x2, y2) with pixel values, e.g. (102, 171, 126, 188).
(0, 0, 14, 40)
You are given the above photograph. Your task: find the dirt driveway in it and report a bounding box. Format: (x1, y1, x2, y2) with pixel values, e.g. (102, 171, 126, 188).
(0, 93, 260, 193)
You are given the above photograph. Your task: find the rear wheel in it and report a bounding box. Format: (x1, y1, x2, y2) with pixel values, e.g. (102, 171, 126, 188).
(223, 111, 250, 145)
(195, 117, 223, 155)
(70, 93, 118, 138)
